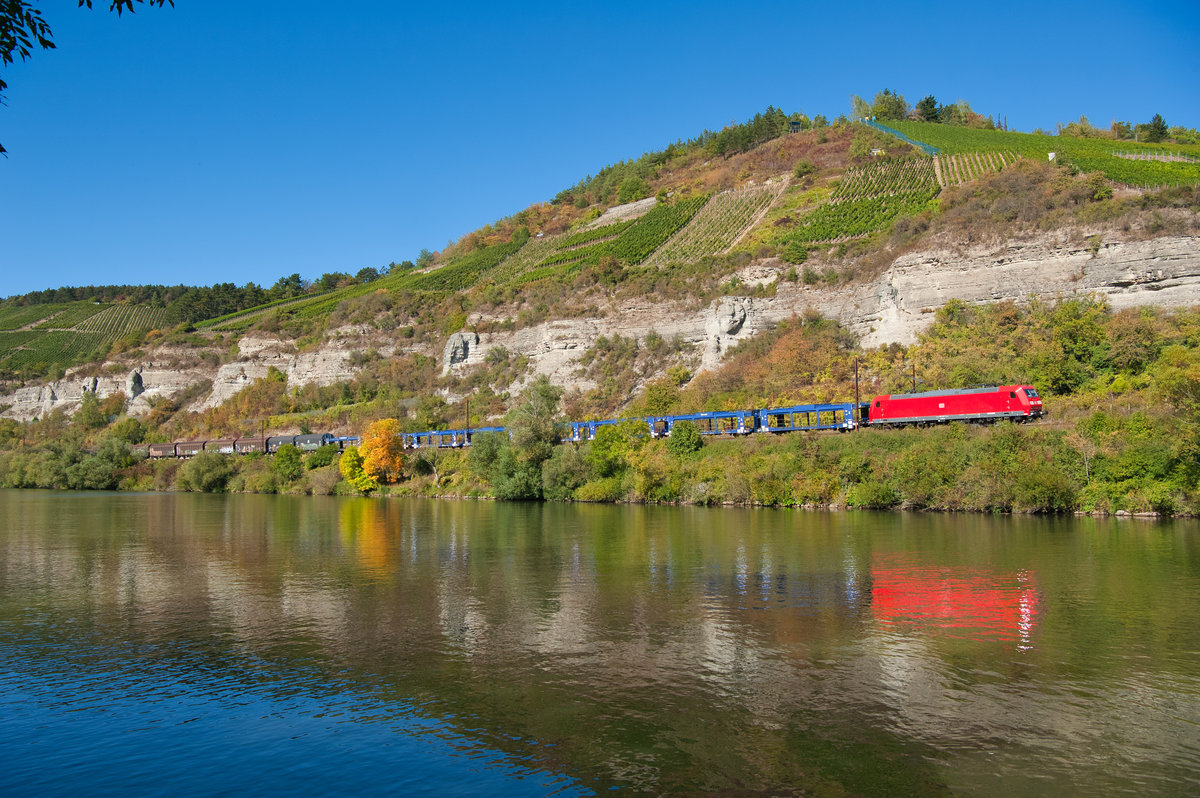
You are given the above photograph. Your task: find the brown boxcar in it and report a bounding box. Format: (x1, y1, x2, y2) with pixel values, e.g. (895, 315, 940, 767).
(148, 442, 177, 458)
(176, 440, 205, 457)
(235, 437, 266, 454)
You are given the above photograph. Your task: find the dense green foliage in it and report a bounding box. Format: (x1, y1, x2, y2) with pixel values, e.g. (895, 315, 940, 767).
(705, 106, 795, 158)
(272, 444, 303, 482)
(4, 277, 325, 322)
(465, 377, 564, 500)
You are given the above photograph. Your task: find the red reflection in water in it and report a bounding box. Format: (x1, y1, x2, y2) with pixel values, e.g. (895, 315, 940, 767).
(871, 560, 1039, 649)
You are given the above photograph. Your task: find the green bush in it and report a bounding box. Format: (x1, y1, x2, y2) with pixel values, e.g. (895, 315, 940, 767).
(492, 448, 543, 500)
(305, 443, 339, 470)
(793, 160, 817, 179)
(272, 444, 302, 482)
(617, 176, 652, 204)
(232, 458, 278, 494)
(666, 420, 703, 456)
(576, 476, 625, 502)
(1013, 464, 1077, 512)
(782, 242, 809, 264)
(845, 481, 900, 508)
(542, 445, 590, 501)
(178, 452, 235, 493)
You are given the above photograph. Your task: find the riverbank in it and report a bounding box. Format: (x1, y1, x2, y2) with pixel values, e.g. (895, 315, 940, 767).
(1, 409, 1197, 516)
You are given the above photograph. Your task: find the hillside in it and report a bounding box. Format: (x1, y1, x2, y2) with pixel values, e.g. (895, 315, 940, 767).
(0, 99, 1199, 510)
(5, 108, 1197, 386)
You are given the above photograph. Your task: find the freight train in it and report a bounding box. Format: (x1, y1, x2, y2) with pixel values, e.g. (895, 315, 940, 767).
(137, 433, 361, 459)
(139, 385, 1043, 458)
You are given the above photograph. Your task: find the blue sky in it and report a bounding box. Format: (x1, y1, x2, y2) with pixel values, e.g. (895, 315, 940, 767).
(2, 0, 1197, 298)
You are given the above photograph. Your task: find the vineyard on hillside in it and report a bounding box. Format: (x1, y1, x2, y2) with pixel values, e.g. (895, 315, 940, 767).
(933, 151, 1017, 187)
(887, 121, 1200, 187)
(0, 300, 174, 377)
(534, 196, 710, 271)
(73, 305, 170, 336)
(204, 245, 525, 332)
(556, 220, 636, 250)
(0, 304, 76, 331)
(485, 233, 567, 284)
(644, 182, 787, 266)
(832, 159, 937, 200)
(197, 292, 327, 331)
(2, 331, 111, 373)
(207, 237, 541, 332)
(768, 157, 940, 252)
(781, 191, 938, 247)
(33, 303, 108, 330)
(405, 240, 525, 292)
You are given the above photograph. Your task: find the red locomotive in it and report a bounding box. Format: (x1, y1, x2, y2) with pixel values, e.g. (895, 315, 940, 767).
(867, 385, 1043, 426)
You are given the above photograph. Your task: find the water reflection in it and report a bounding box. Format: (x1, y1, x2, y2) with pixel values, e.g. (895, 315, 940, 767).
(870, 556, 1041, 649)
(1, 491, 1199, 796)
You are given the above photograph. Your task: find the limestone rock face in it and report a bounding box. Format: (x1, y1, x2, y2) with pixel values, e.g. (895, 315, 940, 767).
(702, 297, 751, 370)
(6, 375, 127, 420)
(442, 331, 480, 375)
(852, 234, 1200, 347)
(713, 297, 748, 335)
(199, 334, 360, 409)
(126, 368, 144, 400)
(1, 328, 383, 422)
(3, 233, 1199, 422)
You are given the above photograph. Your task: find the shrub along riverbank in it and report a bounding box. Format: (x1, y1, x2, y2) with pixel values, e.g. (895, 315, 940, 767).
(0, 299, 1198, 515)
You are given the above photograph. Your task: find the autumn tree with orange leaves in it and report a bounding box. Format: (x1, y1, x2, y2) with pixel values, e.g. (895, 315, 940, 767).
(359, 418, 405, 483)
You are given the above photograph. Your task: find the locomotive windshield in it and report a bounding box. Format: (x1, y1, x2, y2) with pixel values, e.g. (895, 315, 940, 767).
(1024, 388, 1040, 398)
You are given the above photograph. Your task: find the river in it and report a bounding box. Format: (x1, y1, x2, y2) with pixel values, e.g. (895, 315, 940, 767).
(1, 490, 1197, 796)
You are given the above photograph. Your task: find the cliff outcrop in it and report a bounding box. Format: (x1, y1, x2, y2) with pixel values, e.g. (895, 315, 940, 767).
(4, 233, 1198, 422)
(444, 233, 1200, 381)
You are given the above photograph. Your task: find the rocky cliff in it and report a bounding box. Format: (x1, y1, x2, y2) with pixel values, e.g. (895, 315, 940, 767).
(4, 233, 1198, 423)
(442, 233, 1200, 380)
